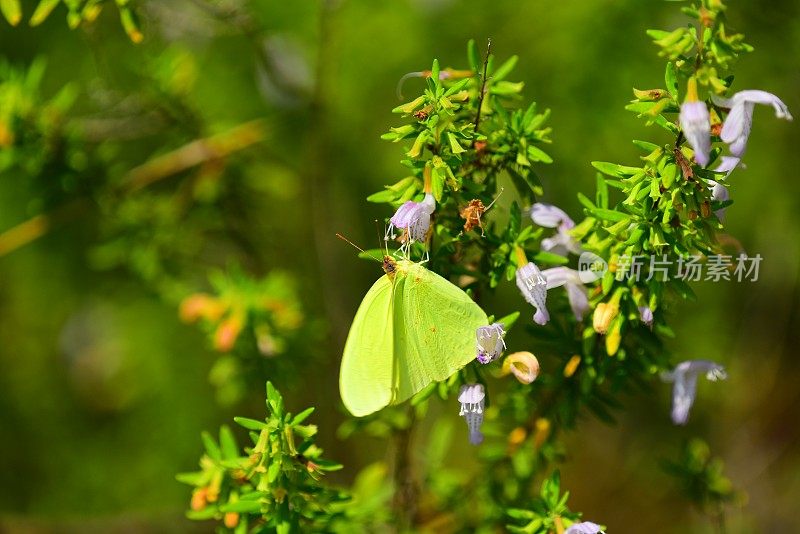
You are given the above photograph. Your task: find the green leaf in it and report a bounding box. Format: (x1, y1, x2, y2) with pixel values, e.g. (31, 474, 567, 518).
(492, 54, 518, 82)
(266, 381, 283, 415)
(447, 132, 465, 154)
(220, 500, 263, 514)
(291, 407, 315, 425)
(633, 139, 661, 152)
(30, 0, 60, 26)
(596, 173, 609, 209)
(176, 471, 205, 486)
(0, 0, 21, 26)
(314, 459, 344, 471)
(665, 61, 679, 96)
(234, 417, 269, 431)
(591, 161, 642, 178)
(577, 192, 596, 210)
(527, 144, 552, 164)
(495, 311, 521, 330)
(532, 251, 569, 265)
(219, 425, 239, 460)
(201, 431, 221, 461)
(467, 39, 480, 72)
(366, 189, 395, 203)
(430, 59, 440, 87)
(591, 208, 628, 222)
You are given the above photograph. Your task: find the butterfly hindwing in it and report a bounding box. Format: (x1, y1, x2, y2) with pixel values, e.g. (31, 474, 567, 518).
(340, 274, 395, 417)
(392, 261, 488, 405)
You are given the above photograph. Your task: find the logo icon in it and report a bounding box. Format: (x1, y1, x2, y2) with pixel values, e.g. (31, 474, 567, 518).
(578, 251, 608, 283)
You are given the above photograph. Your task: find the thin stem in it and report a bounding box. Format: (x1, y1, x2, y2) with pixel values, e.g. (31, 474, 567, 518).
(392, 407, 418, 531)
(0, 200, 86, 258)
(472, 38, 492, 142)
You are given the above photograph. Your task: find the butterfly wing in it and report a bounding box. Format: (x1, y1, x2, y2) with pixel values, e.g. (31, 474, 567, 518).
(340, 274, 396, 417)
(392, 262, 488, 405)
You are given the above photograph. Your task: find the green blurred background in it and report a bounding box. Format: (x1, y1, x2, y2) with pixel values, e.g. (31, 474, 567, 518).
(1, 0, 798, 532)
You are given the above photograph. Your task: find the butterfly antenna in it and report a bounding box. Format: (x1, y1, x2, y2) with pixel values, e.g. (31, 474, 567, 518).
(396, 71, 424, 100)
(336, 233, 381, 262)
(485, 186, 505, 212)
(375, 219, 390, 257)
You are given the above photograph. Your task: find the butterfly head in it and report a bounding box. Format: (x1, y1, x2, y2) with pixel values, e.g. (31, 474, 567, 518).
(382, 256, 398, 277)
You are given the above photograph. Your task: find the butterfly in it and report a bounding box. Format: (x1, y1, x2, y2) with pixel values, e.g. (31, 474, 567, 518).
(340, 255, 488, 417)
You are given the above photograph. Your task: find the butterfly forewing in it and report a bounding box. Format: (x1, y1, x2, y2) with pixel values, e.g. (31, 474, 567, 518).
(340, 274, 395, 417)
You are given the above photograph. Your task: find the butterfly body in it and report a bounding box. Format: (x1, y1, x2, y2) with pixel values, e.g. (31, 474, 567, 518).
(340, 258, 487, 417)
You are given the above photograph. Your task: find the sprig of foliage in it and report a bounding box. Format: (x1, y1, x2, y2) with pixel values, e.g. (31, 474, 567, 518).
(507, 471, 593, 534)
(1, 0, 142, 42)
(178, 382, 348, 533)
(664, 439, 745, 525)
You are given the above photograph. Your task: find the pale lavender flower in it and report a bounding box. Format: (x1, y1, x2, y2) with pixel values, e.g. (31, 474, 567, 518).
(386, 193, 435, 244)
(639, 306, 654, 327)
(530, 203, 574, 229)
(476, 323, 506, 364)
(458, 383, 485, 445)
(661, 360, 727, 425)
(542, 267, 589, 321)
(516, 262, 549, 325)
(530, 203, 582, 256)
(713, 90, 792, 157)
(565, 522, 605, 534)
(680, 100, 711, 166)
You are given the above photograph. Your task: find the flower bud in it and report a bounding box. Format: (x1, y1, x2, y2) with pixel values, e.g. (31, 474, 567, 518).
(563, 355, 581, 377)
(224, 512, 240, 529)
(214, 311, 245, 352)
(502, 351, 540, 384)
(592, 302, 618, 334)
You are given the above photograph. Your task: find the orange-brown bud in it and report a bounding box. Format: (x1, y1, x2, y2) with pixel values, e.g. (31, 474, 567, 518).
(224, 512, 240, 529)
(190, 487, 208, 511)
(213, 313, 245, 352)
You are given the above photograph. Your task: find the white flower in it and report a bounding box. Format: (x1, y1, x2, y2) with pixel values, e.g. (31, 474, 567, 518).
(386, 193, 435, 244)
(516, 262, 549, 325)
(530, 203, 582, 256)
(680, 100, 711, 166)
(476, 323, 506, 364)
(713, 90, 792, 157)
(565, 521, 605, 534)
(458, 383, 485, 445)
(661, 360, 727, 425)
(542, 267, 589, 321)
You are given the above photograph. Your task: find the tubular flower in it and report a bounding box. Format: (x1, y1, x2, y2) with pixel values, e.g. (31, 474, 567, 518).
(458, 383, 485, 445)
(386, 193, 435, 245)
(565, 522, 605, 534)
(679, 78, 711, 166)
(530, 203, 582, 255)
(661, 360, 727, 425)
(712, 89, 792, 157)
(476, 323, 506, 364)
(542, 267, 589, 321)
(515, 247, 550, 325)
